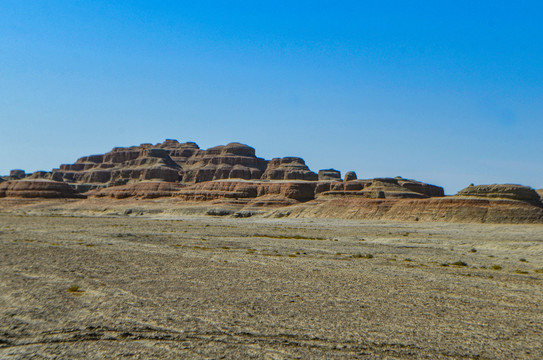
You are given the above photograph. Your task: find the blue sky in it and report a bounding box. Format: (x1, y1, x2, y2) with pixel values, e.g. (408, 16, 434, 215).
(1, 1, 542, 194)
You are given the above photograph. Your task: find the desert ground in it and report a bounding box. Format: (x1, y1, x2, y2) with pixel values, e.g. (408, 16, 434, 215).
(1, 209, 542, 359)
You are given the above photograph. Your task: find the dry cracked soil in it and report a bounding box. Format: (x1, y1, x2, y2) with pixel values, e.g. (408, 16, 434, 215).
(1, 213, 542, 359)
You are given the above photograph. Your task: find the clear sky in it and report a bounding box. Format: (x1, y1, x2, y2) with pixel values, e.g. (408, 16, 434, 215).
(1, 1, 542, 194)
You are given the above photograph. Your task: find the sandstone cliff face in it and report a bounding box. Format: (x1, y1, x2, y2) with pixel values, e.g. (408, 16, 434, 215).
(90, 181, 184, 199)
(53, 146, 182, 188)
(180, 143, 268, 183)
(50, 140, 272, 189)
(315, 177, 444, 199)
(456, 184, 541, 203)
(261, 157, 318, 181)
(318, 169, 341, 181)
(9, 170, 26, 180)
(276, 197, 543, 224)
(344, 171, 357, 181)
(175, 180, 316, 203)
(538, 189, 543, 201)
(0, 180, 86, 199)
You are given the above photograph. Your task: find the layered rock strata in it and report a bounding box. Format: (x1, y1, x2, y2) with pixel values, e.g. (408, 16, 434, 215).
(456, 184, 541, 203)
(50, 140, 270, 189)
(274, 197, 543, 224)
(315, 177, 444, 199)
(344, 171, 357, 181)
(318, 169, 341, 181)
(261, 157, 318, 181)
(175, 180, 316, 203)
(0, 180, 86, 199)
(90, 181, 184, 199)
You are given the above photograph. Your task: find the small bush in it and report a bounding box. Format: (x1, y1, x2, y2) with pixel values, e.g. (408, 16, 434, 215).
(491, 265, 502, 271)
(451, 261, 468, 267)
(352, 253, 373, 259)
(470, 248, 477, 253)
(67, 285, 84, 293)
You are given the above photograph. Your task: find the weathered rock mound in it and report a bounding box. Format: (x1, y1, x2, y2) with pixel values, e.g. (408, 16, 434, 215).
(275, 197, 543, 224)
(318, 169, 341, 181)
(344, 171, 357, 181)
(0, 180, 85, 199)
(176, 180, 316, 203)
(50, 140, 272, 189)
(180, 142, 268, 183)
(90, 181, 184, 199)
(456, 184, 541, 203)
(54, 146, 182, 188)
(261, 157, 318, 181)
(315, 177, 444, 199)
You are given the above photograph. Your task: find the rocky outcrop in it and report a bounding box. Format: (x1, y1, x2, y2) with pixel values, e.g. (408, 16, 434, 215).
(344, 171, 357, 181)
(0, 180, 85, 199)
(180, 142, 268, 183)
(51, 140, 269, 189)
(318, 169, 341, 181)
(395, 177, 445, 197)
(456, 184, 541, 203)
(54, 146, 182, 188)
(261, 157, 318, 181)
(538, 189, 543, 201)
(9, 170, 26, 180)
(273, 197, 543, 224)
(315, 177, 444, 199)
(90, 181, 184, 199)
(27, 171, 54, 180)
(176, 180, 316, 203)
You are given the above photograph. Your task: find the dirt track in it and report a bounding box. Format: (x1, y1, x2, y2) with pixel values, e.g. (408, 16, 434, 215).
(1, 213, 542, 359)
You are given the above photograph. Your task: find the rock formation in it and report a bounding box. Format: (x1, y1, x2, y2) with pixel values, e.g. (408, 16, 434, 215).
(275, 197, 543, 224)
(49, 140, 271, 190)
(9, 169, 26, 180)
(0, 180, 86, 199)
(90, 181, 184, 199)
(318, 169, 341, 181)
(175, 180, 316, 204)
(261, 157, 318, 181)
(456, 184, 541, 203)
(315, 177, 444, 199)
(344, 171, 357, 181)
(538, 189, 543, 201)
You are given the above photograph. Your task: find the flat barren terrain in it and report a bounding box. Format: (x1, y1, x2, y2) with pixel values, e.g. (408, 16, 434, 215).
(1, 213, 542, 359)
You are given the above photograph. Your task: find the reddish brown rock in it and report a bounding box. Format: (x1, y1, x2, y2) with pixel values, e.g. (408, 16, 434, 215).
(90, 181, 184, 199)
(456, 184, 540, 203)
(9, 169, 26, 180)
(318, 169, 341, 181)
(261, 157, 318, 181)
(27, 171, 53, 180)
(0, 180, 85, 199)
(395, 177, 445, 197)
(176, 180, 316, 202)
(52, 140, 268, 188)
(278, 197, 543, 224)
(180, 143, 267, 183)
(315, 177, 443, 199)
(53, 144, 183, 187)
(344, 171, 357, 181)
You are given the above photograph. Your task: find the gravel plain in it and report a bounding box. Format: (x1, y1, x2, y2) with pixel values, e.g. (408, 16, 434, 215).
(1, 213, 542, 359)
